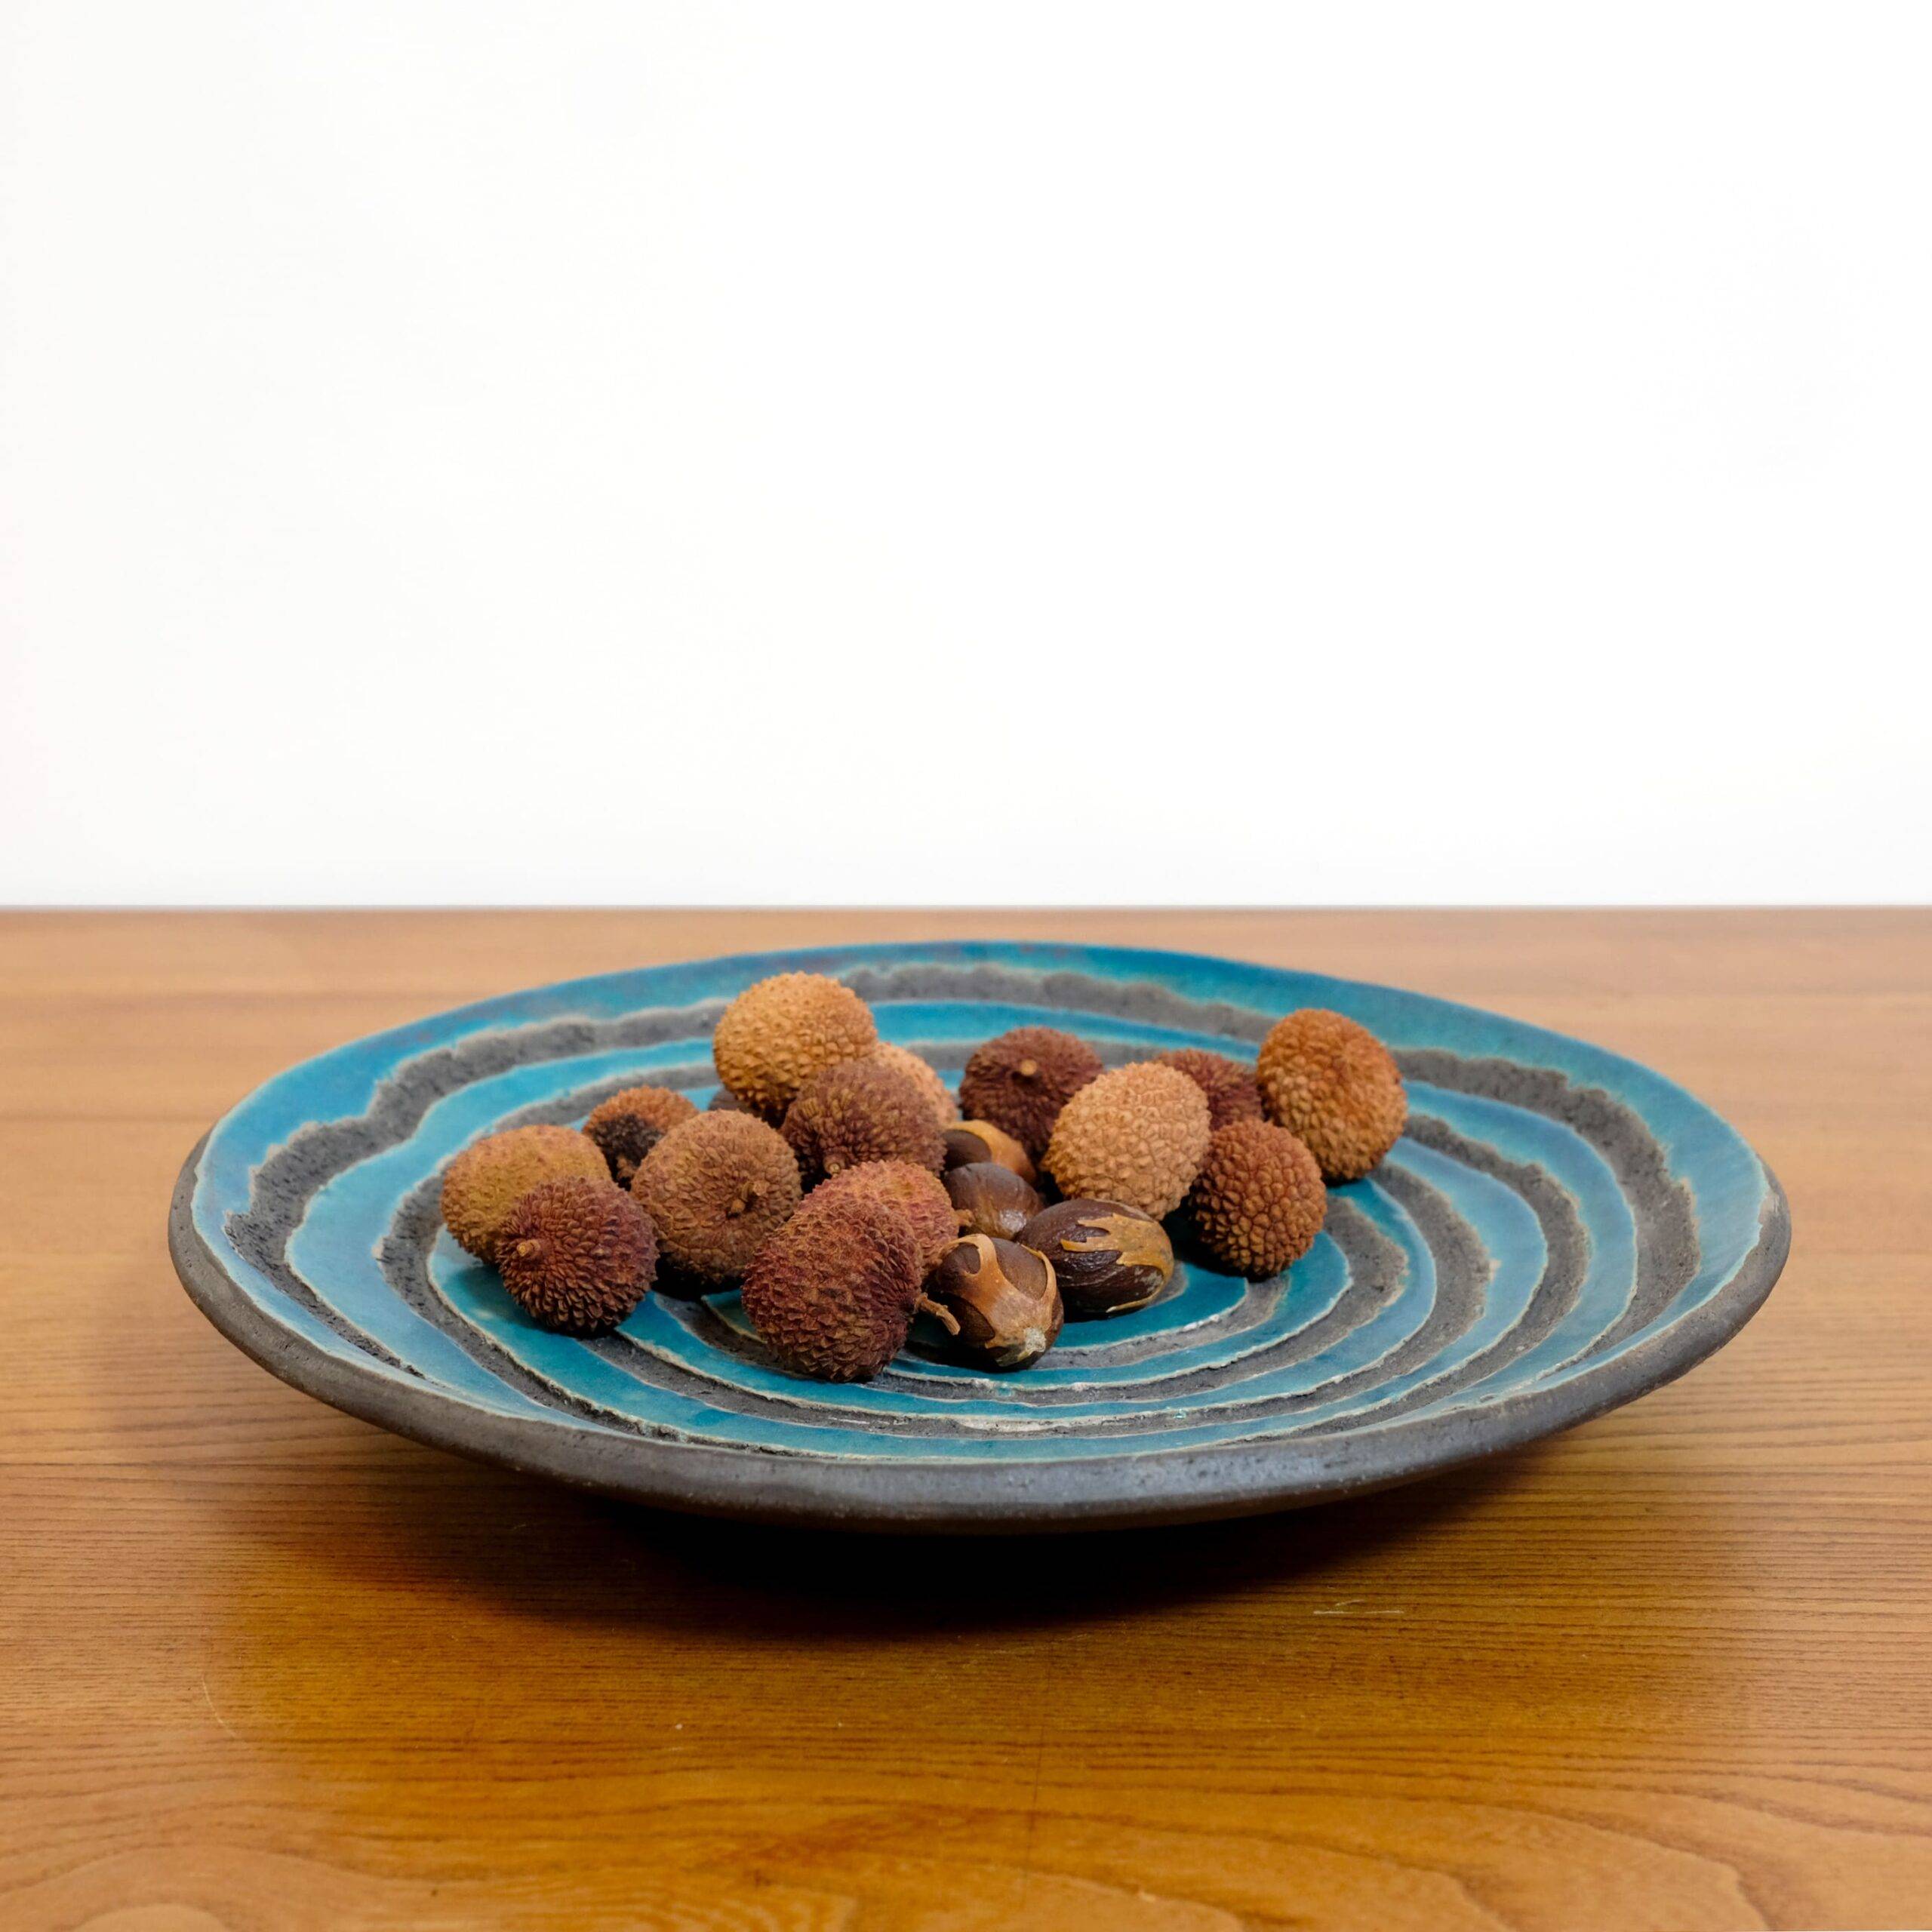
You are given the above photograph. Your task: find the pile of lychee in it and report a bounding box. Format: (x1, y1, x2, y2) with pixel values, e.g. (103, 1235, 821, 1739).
(438, 971, 1407, 1386)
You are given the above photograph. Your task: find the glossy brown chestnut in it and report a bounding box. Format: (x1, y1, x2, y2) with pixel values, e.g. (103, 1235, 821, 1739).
(1016, 1198, 1174, 1319)
(943, 1161, 1044, 1241)
(940, 1120, 1039, 1188)
(924, 1234, 1063, 1370)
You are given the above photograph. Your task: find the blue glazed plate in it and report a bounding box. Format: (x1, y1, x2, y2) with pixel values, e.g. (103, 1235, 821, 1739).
(168, 942, 1789, 1532)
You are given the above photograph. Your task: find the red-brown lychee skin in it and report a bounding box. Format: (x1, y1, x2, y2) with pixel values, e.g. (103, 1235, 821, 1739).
(1257, 1009, 1407, 1183)
(497, 1176, 658, 1334)
(957, 1027, 1103, 1158)
(781, 1059, 946, 1189)
(1153, 1048, 1265, 1134)
(1187, 1120, 1327, 1278)
(440, 1124, 611, 1263)
(865, 1042, 959, 1126)
(582, 1084, 699, 1186)
(631, 1111, 801, 1285)
(712, 971, 877, 1118)
(1041, 1061, 1212, 1220)
(740, 1190, 922, 1383)
(809, 1160, 957, 1277)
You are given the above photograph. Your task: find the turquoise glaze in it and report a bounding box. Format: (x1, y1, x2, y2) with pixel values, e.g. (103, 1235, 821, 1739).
(168, 943, 1789, 1530)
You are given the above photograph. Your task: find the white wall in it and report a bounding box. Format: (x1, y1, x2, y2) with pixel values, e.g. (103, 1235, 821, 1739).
(4, 2, 1927, 906)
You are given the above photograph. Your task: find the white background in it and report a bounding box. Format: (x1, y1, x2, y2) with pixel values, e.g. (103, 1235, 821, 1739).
(4, 2, 1928, 906)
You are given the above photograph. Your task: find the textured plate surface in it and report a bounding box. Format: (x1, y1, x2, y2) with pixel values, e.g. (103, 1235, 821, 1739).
(169, 942, 1789, 1531)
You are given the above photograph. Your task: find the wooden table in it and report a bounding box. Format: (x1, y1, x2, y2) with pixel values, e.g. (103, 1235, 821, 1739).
(4, 910, 1928, 1931)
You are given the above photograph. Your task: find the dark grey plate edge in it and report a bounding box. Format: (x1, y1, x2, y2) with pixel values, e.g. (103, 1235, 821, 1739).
(168, 1132, 1792, 1535)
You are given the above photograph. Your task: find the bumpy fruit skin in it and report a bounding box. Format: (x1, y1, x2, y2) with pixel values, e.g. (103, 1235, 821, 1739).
(712, 972, 876, 1118)
(810, 1160, 956, 1276)
(497, 1176, 657, 1334)
(440, 1124, 610, 1263)
(631, 1112, 801, 1285)
(1043, 1062, 1211, 1220)
(1257, 1009, 1406, 1183)
(942, 1120, 1038, 1187)
(943, 1161, 1044, 1241)
(582, 1084, 699, 1186)
(1019, 1198, 1174, 1318)
(1153, 1048, 1264, 1133)
(958, 1027, 1103, 1156)
(740, 1190, 921, 1382)
(925, 1235, 1063, 1370)
(866, 1042, 958, 1126)
(781, 1059, 946, 1188)
(1188, 1120, 1327, 1278)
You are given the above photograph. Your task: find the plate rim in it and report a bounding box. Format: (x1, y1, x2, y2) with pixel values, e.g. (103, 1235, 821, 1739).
(166, 940, 1793, 1534)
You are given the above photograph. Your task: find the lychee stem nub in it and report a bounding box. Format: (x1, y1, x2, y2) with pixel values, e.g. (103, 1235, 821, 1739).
(726, 1178, 769, 1219)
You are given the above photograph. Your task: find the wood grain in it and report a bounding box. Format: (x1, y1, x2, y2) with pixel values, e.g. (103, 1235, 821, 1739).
(2, 909, 1927, 1931)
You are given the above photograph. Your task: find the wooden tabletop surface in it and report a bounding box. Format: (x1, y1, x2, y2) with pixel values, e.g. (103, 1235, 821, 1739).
(3, 909, 1927, 1932)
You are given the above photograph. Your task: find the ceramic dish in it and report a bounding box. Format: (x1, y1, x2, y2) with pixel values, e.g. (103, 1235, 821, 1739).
(168, 942, 1789, 1532)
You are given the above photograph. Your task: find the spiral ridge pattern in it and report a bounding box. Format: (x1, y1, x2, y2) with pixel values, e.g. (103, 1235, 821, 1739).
(172, 943, 1787, 1526)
